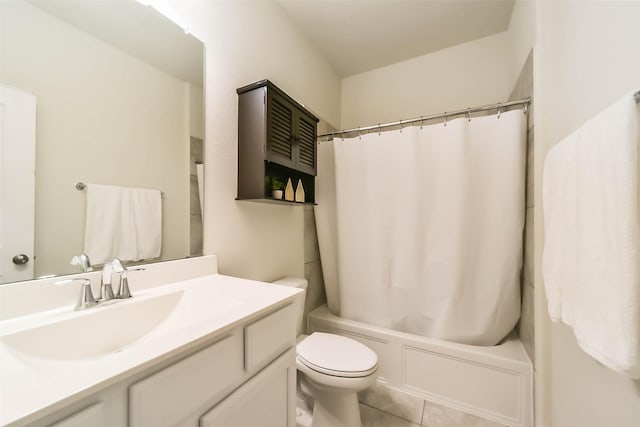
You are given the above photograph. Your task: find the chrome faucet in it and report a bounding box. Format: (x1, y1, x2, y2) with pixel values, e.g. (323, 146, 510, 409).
(99, 260, 116, 301)
(56, 258, 144, 311)
(109, 258, 132, 299)
(102, 258, 144, 300)
(70, 253, 93, 272)
(55, 278, 97, 310)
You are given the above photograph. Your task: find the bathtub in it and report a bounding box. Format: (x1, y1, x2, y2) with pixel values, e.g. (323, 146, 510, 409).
(308, 305, 533, 427)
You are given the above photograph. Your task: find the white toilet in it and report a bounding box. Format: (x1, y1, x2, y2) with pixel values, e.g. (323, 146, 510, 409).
(273, 278, 378, 427)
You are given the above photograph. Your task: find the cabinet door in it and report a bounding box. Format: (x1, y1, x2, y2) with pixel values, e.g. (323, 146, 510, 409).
(129, 333, 244, 427)
(294, 111, 317, 176)
(200, 348, 296, 427)
(266, 91, 296, 169)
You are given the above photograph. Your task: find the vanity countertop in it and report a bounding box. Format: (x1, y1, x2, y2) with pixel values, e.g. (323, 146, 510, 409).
(0, 273, 300, 427)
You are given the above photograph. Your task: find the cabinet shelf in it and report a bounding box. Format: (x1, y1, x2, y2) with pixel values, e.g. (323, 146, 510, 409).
(236, 198, 316, 206)
(237, 80, 318, 204)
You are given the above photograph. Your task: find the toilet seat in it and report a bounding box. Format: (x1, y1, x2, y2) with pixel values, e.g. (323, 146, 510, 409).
(297, 333, 378, 378)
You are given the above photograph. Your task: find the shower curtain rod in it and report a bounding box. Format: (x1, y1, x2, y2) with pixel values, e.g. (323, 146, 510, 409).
(318, 97, 531, 139)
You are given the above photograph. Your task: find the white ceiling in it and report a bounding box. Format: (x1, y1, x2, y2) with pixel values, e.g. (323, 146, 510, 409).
(276, 0, 515, 77)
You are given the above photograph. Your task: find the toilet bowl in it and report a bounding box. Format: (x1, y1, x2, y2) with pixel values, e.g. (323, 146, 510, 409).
(272, 278, 378, 427)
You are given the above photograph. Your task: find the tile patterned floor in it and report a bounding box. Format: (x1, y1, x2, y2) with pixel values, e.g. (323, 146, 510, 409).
(358, 382, 509, 427)
(297, 381, 510, 427)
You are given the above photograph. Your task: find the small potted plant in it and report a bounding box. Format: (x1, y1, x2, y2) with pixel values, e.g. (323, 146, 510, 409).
(270, 176, 284, 200)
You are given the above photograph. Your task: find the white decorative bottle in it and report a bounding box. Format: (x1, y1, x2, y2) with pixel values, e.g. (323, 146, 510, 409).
(295, 179, 305, 203)
(284, 178, 295, 201)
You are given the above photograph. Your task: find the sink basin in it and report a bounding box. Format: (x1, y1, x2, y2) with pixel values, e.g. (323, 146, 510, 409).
(1, 291, 183, 360)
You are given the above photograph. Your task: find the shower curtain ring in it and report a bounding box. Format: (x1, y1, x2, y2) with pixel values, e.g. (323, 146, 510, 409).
(420, 116, 424, 129)
(444, 114, 447, 127)
(358, 127, 362, 139)
(378, 123, 381, 136)
(497, 103, 501, 119)
(466, 108, 471, 122)
(399, 119, 403, 133)
(523, 103, 528, 115)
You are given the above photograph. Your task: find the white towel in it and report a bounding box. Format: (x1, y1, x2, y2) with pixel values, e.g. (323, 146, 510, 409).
(83, 184, 162, 264)
(542, 89, 640, 378)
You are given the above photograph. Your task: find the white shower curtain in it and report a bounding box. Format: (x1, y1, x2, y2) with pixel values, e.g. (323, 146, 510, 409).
(317, 110, 526, 346)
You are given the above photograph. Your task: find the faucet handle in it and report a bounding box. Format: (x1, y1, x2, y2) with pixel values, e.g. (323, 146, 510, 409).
(116, 267, 145, 299)
(100, 261, 116, 301)
(55, 278, 97, 310)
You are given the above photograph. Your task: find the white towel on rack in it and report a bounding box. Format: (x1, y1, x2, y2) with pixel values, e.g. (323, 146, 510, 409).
(542, 89, 640, 378)
(83, 184, 162, 264)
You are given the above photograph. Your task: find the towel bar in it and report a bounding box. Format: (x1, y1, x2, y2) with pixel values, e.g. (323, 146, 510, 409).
(75, 182, 165, 198)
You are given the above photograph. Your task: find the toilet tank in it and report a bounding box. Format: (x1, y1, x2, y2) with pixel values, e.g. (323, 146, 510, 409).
(272, 277, 307, 335)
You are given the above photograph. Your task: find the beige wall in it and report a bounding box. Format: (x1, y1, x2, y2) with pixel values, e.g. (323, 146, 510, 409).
(536, 1, 640, 426)
(0, 1, 190, 277)
(339, 0, 535, 130)
(507, 0, 535, 88)
(165, 0, 341, 281)
(340, 31, 514, 128)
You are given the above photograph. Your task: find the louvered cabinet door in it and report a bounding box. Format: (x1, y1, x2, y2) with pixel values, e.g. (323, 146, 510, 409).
(266, 91, 296, 169)
(294, 112, 317, 175)
(237, 80, 318, 203)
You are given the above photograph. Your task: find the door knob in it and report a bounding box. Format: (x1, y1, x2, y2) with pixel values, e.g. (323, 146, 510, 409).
(12, 254, 29, 265)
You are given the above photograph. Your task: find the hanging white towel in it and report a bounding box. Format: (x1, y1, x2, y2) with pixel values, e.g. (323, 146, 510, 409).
(83, 184, 162, 264)
(542, 89, 640, 378)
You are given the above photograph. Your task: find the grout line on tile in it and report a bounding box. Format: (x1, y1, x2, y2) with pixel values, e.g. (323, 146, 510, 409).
(360, 402, 421, 426)
(363, 401, 412, 424)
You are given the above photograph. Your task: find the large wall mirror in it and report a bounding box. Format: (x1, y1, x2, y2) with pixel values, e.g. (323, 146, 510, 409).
(0, 0, 205, 285)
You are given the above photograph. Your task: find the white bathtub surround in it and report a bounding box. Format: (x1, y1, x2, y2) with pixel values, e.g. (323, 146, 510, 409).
(309, 305, 533, 427)
(317, 110, 526, 346)
(0, 256, 301, 426)
(542, 89, 640, 378)
(303, 205, 327, 330)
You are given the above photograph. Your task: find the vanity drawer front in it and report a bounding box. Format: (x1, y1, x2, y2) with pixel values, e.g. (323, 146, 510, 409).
(129, 332, 243, 427)
(244, 303, 296, 373)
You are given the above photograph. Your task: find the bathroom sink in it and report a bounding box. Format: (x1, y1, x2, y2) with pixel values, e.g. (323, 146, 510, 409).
(1, 291, 183, 360)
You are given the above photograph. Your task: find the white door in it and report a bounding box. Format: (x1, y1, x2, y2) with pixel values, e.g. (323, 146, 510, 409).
(0, 84, 36, 283)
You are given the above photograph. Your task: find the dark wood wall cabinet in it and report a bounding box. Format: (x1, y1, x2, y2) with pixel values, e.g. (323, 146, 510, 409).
(237, 80, 318, 204)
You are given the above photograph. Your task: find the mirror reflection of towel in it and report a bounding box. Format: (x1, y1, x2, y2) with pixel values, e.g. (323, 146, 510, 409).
(83, 184, 162, 265)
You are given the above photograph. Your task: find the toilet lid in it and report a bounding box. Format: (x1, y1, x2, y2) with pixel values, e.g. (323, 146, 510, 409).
(297, 333, 378, 378)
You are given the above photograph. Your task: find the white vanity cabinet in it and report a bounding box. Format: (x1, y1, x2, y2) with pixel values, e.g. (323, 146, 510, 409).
(129, 303, 297, 427)
(17, 302, 297, 427)
(129, 332, 245, 427)
(200, 348, 296, 427)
